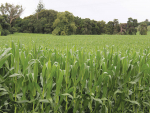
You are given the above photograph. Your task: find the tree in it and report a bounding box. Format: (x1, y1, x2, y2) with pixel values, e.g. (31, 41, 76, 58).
(126, 18, 138, 35)
(80, 18, 92, 35)
(52, 11, 77, 35)
(36, 0, 45, 20)
(113, 19, 120, 34)
(119, 23, 127, 35)
(0, 24, 2, 36)
(74, 16, 83, 34)
(91, 20, 99, 34)
(0, 3, 24, 26)
(106, 21, 114, 35)
(0, 15, 10, 36)
(97, 20, 106, 34)
(19, 9, 58, 34)
(139, 22, 147, 35)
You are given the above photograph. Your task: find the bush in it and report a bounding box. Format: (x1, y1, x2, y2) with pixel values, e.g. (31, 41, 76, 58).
(23, 30, 30, 33)
(16, 27, 21, 32)
(52, 27, 60, 35)
(1, 29, 10, 36)
(139, 23, 147, 35)
(9, 27, 17, 34)
(61, 31, 66, 35)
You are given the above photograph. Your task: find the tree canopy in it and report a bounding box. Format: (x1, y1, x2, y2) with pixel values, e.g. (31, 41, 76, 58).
(52, 11, 77, 35)
(127, 18, 138, 35)
(139, 22, 147, 35)
(0, 2, 147, 36)
(0, 15, 10, 35)
(0, 3, 24, 25)
(36, 0, 45, 13)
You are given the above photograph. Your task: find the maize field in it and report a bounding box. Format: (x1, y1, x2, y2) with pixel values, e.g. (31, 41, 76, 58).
(0, 41, 150, 113)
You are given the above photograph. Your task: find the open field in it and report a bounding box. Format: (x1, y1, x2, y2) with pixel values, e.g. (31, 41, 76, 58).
(0, 32, 150, 51)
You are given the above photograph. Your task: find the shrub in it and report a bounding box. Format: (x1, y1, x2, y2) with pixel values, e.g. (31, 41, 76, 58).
(23, 30, 30, 33)
(52, 27, 60, 35)
(139, 23, 147, 35)
(61, 31, 66, 35)
(1, 29, 10, 36)
(9, 27, 17, 34)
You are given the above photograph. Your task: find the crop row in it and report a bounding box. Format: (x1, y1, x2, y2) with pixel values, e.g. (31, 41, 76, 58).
(0, 41, 150, 113)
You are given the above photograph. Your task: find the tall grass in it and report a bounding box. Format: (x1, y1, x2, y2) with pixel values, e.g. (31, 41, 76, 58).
(0, 41, 150, 112)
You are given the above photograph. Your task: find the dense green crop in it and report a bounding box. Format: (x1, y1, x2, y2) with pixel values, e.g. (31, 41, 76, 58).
(0, 41, 150, 112)
(0, 33, 150, 51)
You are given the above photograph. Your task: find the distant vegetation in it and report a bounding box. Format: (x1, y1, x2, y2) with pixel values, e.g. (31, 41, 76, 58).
(0, 1, 149, 36)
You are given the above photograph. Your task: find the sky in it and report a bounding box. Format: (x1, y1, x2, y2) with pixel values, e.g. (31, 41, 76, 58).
(0, 0, 149, 23)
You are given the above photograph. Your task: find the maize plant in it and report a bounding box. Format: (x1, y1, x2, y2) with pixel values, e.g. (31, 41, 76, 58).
(0, 41, 150, 113)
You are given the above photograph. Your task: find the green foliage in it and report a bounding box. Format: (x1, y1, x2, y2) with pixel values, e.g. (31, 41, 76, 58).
(9, 27, 17, 34)
(113, 19, 120, 34)
(127, 18, 138, 35)
(0, 2, 23, 26)
(0, 15, 10, 36)
(1, 29, 10, 36)
(52, 27, 60, 35)
(52, 11, 77, 35)
(0, 41, 150, 112)
(81, 18, 92, 35)
(36, 0, 45, 13)
(0, 24, 2, 36)
(61, 31, 66, 35)
(14, 18, 22, 32)
(106, 21, 114, 34)
(97, 20, 106, 34)
(34, 20, 42, 33)
(44, 23, 52, 33)
(1, 33, 150, 51)
(139, 22, 147, 35)
(16, 9, 58, 34)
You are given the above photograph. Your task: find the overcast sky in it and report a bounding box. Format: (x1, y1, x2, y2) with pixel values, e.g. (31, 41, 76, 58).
(0, 0, 149, 23)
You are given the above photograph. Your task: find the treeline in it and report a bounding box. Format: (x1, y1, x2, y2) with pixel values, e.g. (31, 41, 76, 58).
(0, 2, 148, 36)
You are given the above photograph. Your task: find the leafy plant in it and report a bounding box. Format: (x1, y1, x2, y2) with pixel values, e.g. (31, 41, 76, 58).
(0, 41, 150, 112)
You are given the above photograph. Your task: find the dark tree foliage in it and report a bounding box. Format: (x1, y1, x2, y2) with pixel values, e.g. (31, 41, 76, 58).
(0, 24, 2, 36)
(74, 17, 107, 35)
(81, 18, 92, 35)
(9, 27, 17, 34)
(139, 22, 147, 35)
(6, 3, 140, 36)
(106, 21, 114, 35)
(97, 21, 106, 34)
(91, 20, 99, 35)
(126, 18, 138, 35)
(113, 19, 120, 34)
(16, 9, 58, 34)
(0, 15, 10, 36)
(38, 10, 58, 33)
(74, 16, 82, 34)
